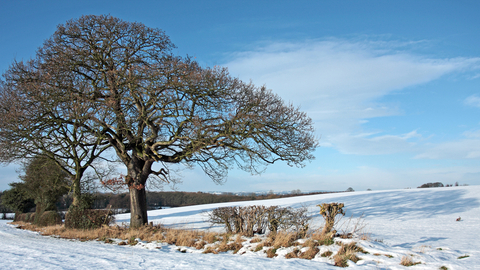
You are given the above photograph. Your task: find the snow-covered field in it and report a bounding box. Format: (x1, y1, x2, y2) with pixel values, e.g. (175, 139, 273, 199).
(1, 186, 479, 269)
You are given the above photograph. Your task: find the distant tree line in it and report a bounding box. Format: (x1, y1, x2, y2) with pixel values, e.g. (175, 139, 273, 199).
(417, 182, 466, 188)
(52, 190, 339, 212)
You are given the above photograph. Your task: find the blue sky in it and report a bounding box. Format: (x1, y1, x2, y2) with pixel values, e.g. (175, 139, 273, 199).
(1, 0, 480, 193)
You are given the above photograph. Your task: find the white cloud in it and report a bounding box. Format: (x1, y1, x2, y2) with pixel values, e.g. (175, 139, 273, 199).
(224, 38, 480, 155)
(414, 139, 480, 159)
(464, 130, 480, 138)
(328, 130, 421, 155)
(465, 94, 480, 108)
(413, 129, 480, 159)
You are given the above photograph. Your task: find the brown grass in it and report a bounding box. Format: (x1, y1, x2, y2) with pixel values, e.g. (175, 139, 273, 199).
(11, 220, 367, 264)
(309, 230, 335, 246)
(400, 256, 421, 266)
(254, 243, 264, 252)
(195, 240, 207, 250)
(284, 241, 320, 260)
(12, 221, 203, 247)
(266, 247, 278, 258)
(250, 237, 262, 243)
(285, 248, 300, 259)
(333, 242, 365, 267)
(374, 253, 394, 258)
(321, 250, 333, 257)
(271, 231, 300, 248)
(203, 246, 218, 254)
(215, 235, 244, 253)
(203, 232, 218, 243)
(299, 241, 320, 259)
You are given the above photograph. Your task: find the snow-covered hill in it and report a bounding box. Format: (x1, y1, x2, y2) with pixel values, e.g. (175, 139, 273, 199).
(1, 186, 479, 269)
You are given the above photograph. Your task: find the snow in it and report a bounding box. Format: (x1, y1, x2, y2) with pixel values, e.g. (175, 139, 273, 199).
(1, 186, 479, 269)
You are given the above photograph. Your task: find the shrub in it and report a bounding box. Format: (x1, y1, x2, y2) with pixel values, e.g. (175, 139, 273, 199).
(36, 211, 62, 227)
(15, 212, 35, 223)
(418, 182, 444, 188)
(65, 207, 114, 229)
(317, 202, 345, 235)
(207, 205, 310, 236)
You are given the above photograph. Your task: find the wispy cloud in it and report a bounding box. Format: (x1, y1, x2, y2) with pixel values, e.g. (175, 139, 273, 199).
(329, 130, 421, 155)
(465, 94, 480, 108)
(224, 38, 480, 155)
(413, 130, 480, 159)
(415, 139, 480, 159)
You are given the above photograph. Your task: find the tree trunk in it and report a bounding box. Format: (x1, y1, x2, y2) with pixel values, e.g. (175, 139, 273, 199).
(125, 158, 151, 228)
(71, 175, 82, 207)
(129, 186, 148, 228)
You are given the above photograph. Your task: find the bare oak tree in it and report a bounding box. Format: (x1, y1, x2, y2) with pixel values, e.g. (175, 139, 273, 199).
(1, 15, 318, 227)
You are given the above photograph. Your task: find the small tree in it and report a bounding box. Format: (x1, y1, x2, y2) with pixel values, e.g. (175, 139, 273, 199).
(0, 75, 111, 208)
(18, 156, 70, 216)
(318, 202, 345, 235)
(1, 183, 35, 213)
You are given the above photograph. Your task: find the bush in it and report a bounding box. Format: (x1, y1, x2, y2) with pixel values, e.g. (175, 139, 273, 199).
(418, 182, 444, 188)
(318, 202, 345, 235)
(14, 212, 37, 223)
(36, 211, 62, 227)
(207, 205, 310, 237)
(65, 207, 115, 229)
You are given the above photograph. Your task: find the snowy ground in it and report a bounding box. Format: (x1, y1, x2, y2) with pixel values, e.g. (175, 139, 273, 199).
(1, 186, 479, 269)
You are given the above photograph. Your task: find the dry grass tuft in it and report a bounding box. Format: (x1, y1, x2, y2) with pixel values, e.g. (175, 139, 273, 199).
(250, 237, 262, 243)
(271, 231, 300, 248)
(195, 240, 207, 250)
(175, 230, 198, 247)
(310, 231, 335, 246)
(285, 248, 301, 259)
(400, 255, 421, 266)
(203, 232, 218, 244)
(266, 247, 278, 258)
(373, 253, 393, 258)
(254, 243, 264, 252)
(203, 246, 218, 254)
(321, 250, 333, 257)
(334, 249, 359, 267)
(300, 246, 320, 260)
(213, 234, 243, 253)
(359, 232, 371, 241)
(261, 237, 273, 247)
(333, 242, 365, 267)
(302, 238, 319, 248)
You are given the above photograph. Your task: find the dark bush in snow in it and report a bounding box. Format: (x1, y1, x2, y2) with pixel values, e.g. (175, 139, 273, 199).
(418, 182, 444, 188)
(36, 211, 62, 227)
(65, 207, 115, 229)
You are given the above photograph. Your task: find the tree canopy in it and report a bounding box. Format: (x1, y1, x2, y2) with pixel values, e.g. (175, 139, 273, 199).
(0, 15, 318, 227)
